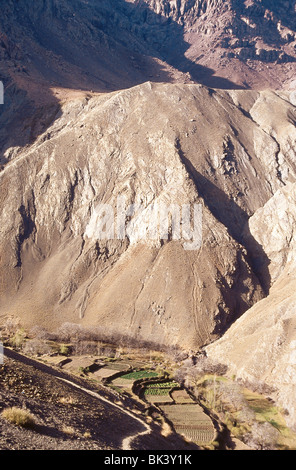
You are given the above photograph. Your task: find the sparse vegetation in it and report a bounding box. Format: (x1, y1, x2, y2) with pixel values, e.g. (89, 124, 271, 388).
(2, 320, 296, 450)
(1, 407, 36, 429)
(2, 317, 22, 339)
(184, 371, 296, 449)
(59, 396, 76, 406)
(61, 425, 76, 436)
(59, 344, 70, 356)
(160, 420, 173, 437)
(10, 328, 27, 349)
(144, 381, 178, 396)
(23, 339, 52, 356)
(78, 366, 90, 375)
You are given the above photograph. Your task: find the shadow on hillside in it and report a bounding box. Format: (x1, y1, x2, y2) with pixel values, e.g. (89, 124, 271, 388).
(175, 138, 271, 298)
(117, 0, 243, 90)
(0, 0, 245, 165)
(0, 72, 62, 167)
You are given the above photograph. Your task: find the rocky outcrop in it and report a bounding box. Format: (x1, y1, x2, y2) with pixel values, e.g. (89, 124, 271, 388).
(126, 0, 296, 88)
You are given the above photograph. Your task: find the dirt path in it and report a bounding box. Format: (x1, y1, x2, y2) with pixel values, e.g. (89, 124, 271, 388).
(3, 347, 151, 450)
(57, 376, 151, 450)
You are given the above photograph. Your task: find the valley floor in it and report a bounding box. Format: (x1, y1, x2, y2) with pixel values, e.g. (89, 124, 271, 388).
(0, 347, 200, 451)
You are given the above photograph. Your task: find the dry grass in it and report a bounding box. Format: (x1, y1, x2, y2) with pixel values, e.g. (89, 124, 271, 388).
(61, 425, 76, 435)
(1, 407, 36, 429)
(59, 396, 76, 405)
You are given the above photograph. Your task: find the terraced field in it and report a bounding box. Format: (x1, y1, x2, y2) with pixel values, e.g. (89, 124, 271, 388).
(143, 381, 178, 404)
(160, 404, 216, 445)
(36, 348, 218, 447)
(111, 370, 160, 392)
(111, 377, 134, 389)
(51, 354, 216, 446)
(119, 370, 159, 381)
(171, 389, 195, 404)
(141, 382, 215, 445)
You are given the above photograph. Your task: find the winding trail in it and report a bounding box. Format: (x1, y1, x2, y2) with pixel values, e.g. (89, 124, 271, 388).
(3, 347, 151, 450)
(57, 376, 151, 450)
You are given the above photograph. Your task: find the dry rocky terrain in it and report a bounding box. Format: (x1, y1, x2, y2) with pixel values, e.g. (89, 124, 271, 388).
(1, 0, 296, 447)
(206, 180, 296, 430)
(0, 83, 295, 352)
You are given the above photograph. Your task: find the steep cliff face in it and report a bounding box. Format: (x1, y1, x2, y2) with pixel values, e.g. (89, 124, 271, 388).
(1, 82, 296, 350)
(206, 181, 296, 428)
(1, 0, 296, 108)
(0, 0, 184, 164)
(0, 0, 180, 94)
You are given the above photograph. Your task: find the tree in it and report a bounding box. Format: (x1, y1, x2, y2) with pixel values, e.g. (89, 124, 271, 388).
(245, 421, 279, 450)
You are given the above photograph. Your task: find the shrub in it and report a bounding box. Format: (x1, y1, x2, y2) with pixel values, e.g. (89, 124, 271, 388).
(174, 356, 228, 387)
(193, 356, 228, 377)
(160, 420, 173, 437)
(10, 328, 26, 349)
(2, 317, 21, 338)
(62, 425, 75, 436)
(29, 326, 53, 341)
(72, 340, 98, 356)
(59, 396, 76, 405)
(22, 339, 52, 356)
(59, 344, 70, 356)
(56, 323, 82, 342)
(1, 407, 36, 428)
(244, 421, 279, 450)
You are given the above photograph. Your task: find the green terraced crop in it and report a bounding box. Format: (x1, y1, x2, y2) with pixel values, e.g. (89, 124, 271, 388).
(120, 370, 159, 380)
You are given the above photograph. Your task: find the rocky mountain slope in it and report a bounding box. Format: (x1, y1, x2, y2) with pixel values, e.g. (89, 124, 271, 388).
(2, 0, 296, 94)
(132, 0, 296, 89)
(206, 181, 296, 428)
(1, 82, 296, 352)
(1, 348, 193, 450)
(1, 0, 296, 160)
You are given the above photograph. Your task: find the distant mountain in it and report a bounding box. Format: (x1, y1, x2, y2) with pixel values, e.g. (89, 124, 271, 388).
(1, 0, 296, 95)
(129, 0, 296, 89)
(1, 0, 295, 161)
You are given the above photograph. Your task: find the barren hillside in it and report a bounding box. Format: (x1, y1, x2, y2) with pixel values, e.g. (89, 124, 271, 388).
(1, 82, 296, 351)
(1, 0, 296, 160)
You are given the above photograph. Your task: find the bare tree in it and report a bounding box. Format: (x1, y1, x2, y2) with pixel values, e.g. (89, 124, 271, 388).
(23, 339, 52, 356)
(55, 322, 82, 342)
(245, 421, 279, 450)
(2, 317, 21, 338)
(29, 325, 52, 340)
